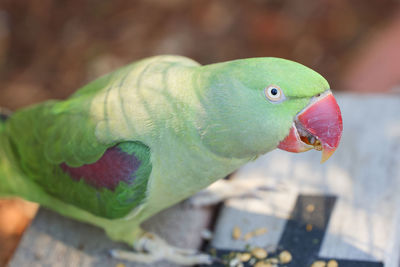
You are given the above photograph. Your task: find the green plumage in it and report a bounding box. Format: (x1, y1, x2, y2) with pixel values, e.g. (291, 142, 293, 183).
(0, 55, 329, 245)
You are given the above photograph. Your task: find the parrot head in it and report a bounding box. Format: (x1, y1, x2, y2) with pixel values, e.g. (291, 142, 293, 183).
(197, 57, 342, 162)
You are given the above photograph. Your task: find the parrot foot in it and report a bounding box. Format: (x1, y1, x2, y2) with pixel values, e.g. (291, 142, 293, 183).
(110, 232, 212, 265)
(188, 177, 285, 207)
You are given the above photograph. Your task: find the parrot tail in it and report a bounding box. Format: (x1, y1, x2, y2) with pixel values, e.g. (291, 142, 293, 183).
(0, 108, 23, 197)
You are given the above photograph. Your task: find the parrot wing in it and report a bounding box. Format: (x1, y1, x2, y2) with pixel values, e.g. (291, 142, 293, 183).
(5, 72, 152, 219)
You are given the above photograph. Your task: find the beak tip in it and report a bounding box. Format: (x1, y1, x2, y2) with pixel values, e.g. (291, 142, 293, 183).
(320, 147, 336, 163)
(320, 157, 328, 164)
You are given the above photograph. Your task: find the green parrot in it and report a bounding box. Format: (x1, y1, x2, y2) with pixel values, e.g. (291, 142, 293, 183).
(0, 55, 342, 265)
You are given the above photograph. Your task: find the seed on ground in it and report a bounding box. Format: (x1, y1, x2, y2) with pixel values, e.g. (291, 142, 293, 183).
(306, 204, 315, 213)
(327, 259, 339, 267)
(306, 223, 313, 231)
(279, 250, 292, 264)
(254, 261, 272, 267)
(243, 227, 268, 241)
(266, 257, 279, 264)
(115, 263, 126, 267)
(251, 247, 268, 259)
(254, 227, 268, 236)
(238, 253, 252, 262)
(311, 260, 326, 267)
(232, 226, 241, 240)
(243, 232, 253, 241)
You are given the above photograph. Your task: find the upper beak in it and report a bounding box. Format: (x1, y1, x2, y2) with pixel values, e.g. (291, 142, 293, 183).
(278, 91, 343, 163)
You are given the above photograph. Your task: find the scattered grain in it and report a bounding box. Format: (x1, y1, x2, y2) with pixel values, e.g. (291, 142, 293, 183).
(242, 227, 268, 241)
(254, 261, 272, 267)
(251, 247, 268, 259)
(306, 223, 313, 231)
(327, 259, 339, 267)
(266, 257, 279, 264)
(243, 232, 253, 241)
(306, 204, 315, 213)
(311, 260, 326, 267)
(254, 227, 268, 236)
(238, 252, 252, 262)
(232, 226, 241, 240)
(279, 250, 292, 264)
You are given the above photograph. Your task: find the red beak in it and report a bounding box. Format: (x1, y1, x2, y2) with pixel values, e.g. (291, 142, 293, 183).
(278, 92, 343, 163)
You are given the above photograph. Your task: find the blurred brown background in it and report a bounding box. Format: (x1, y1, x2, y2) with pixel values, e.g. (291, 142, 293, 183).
(0, 0, 400, 265)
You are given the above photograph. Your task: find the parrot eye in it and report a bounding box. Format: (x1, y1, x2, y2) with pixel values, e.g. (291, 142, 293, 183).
(264, 85, 285, 103)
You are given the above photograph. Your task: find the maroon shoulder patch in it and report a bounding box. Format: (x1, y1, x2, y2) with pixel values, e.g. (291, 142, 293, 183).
(60, 146, 140, 190)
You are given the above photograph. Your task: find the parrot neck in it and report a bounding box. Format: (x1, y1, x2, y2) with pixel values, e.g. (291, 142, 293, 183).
(191, 67, 279, 160)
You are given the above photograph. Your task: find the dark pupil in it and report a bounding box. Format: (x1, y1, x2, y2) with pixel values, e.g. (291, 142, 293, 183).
(271, 88, 278, 96)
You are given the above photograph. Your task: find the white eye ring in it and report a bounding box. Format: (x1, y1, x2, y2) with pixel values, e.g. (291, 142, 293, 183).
(264, 85, 285, 102)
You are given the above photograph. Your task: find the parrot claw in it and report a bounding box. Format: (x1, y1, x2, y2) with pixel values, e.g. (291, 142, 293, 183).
(110, 232, 212, 265)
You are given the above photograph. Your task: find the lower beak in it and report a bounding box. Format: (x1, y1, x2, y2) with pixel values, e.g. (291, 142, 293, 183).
(278, 91, 343, 163)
